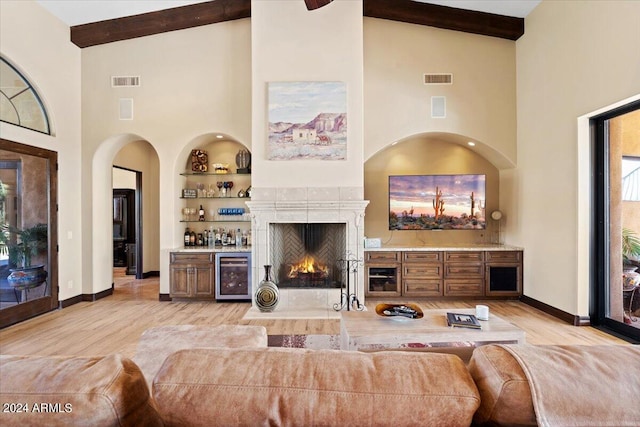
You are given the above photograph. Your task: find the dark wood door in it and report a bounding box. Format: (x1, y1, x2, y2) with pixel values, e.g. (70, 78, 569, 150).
(0, 139, 58, 328)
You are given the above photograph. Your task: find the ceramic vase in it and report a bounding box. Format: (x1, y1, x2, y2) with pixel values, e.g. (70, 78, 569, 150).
(255, 265, 278, 312)
(7, 265, 48, 290)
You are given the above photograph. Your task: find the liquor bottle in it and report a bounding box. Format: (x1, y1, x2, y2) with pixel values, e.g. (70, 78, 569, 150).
(190, 230, 196, 246)
(222, 229, 228, 246)
(197, 233, 203, 246)
(184, 227, 190, 247)
(198, 205, 205, 221)
(236, 228, 242, 248)
(208, 226, 215, 248)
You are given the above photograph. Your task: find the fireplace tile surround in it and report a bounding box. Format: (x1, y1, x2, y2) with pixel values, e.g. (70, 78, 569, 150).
(245, 187, 369, 319)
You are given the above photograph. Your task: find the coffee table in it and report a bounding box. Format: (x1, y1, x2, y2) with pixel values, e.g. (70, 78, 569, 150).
(340, 307, 525, 352)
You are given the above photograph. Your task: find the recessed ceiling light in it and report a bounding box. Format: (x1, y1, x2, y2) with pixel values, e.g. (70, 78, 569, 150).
(216, 135, 224, 139)
(467, 141, 476, 146)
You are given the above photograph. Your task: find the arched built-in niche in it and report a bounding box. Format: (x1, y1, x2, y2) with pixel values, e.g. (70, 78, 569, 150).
(172, 133, 251, 246)
(364, 132, 511, 247)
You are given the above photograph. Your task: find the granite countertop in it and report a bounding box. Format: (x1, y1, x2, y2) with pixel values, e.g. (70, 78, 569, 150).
(171, 246, 251, 253)
(365, 244, 523, 251)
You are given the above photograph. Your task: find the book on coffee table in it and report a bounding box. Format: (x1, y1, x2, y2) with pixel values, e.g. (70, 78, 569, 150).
(446, 312, 482, 329)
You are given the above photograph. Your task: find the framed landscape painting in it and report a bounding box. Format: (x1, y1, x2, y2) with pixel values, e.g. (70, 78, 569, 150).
(267, 81, 347, 160)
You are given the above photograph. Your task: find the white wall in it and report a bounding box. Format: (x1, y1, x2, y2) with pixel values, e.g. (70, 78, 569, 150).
(363, 18, 517, 168)
(251, 0, 364, 189)
(515, 0, 640, 315)
(0, 0, 82, 301)
(112, 167, 136, 189)
(81, 19, 252, 294)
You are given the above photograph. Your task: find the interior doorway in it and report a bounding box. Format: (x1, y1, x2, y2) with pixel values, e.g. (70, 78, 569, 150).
(112, 166, 142, 280)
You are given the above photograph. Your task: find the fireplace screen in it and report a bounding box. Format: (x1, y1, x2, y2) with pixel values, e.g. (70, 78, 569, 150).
(270, 223, 346, 288)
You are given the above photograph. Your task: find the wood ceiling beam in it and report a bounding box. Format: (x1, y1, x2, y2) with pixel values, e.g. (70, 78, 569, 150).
(363, 0, 524, 41)
(70, 0, 251, 48)
(70, 0, 523, 48)
(304, 0, 334, 11)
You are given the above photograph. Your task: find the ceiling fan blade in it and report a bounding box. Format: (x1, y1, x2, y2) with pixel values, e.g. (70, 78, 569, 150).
(304, 0, 333, 11)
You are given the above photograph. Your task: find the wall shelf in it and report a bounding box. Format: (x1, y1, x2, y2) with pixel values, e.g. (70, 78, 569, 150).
(180, 197, 250, 200)
(180, 220, 250, 223)
(180, 172, 250, 177)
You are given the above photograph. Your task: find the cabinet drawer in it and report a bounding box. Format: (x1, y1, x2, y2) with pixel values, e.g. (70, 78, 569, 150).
(444, 263, 484, 278)
(444, 251, 484, 262)
(366, 251, 400, 263)
(444, 279, 484, 296)
(403, 264, 443, 278)
(403, 279, 443, 297)
(485, 251, 521, 262)
(402, 251, 443, 263)
(170, 252, 213, 264)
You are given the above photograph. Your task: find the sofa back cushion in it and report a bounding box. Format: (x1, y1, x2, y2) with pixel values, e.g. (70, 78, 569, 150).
(468, 344, 536, 426)
(153, 347, 480, 427)
(0, 354, 163, 427)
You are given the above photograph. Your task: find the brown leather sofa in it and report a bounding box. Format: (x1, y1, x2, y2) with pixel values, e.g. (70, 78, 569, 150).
(0, 345, 480, 426)
(2, 325, 638, 427)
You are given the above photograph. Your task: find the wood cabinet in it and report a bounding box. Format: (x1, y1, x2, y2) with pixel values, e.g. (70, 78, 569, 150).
(402, 251, 443, 297)
(485, 251, 522, 297)
(365, 248, 523, 299)
(444, 251, 484, 297)
(364, 251, 401, 297)
(169, 252, 215, 299)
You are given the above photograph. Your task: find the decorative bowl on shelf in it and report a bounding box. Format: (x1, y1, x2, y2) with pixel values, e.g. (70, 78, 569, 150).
(375, 303, 423, 319)
(212, 163, 229, 174)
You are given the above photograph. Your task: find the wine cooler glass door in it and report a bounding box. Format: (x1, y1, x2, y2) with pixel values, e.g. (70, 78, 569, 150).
(215, 252, 252, 300)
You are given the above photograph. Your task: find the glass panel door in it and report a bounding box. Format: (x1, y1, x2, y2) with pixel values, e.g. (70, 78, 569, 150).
(0, 139, 57, 328)
(593, 102, 640, 342)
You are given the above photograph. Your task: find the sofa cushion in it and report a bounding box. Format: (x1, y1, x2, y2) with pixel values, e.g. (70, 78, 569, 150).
(153, 347, 480, 427)
(133, 324, 268, 388)
(469, 344, 640, 426)
(468, 344, 536, 426)
(0, 354, 162, 427)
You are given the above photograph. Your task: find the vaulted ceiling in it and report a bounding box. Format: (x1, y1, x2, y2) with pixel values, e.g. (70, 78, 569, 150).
(36, 0, 541, 48)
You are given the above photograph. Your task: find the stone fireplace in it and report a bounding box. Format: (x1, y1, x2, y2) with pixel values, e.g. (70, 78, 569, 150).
(246, 187, 368, 317)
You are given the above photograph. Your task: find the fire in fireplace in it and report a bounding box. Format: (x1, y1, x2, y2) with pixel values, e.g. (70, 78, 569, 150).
(270, 223, 346, 289)
(287, 255, 330, 287)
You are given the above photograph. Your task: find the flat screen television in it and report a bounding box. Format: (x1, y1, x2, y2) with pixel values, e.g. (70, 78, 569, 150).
(389, 174, 486, 230)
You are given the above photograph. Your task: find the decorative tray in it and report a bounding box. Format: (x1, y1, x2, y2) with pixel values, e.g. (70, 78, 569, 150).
(375, 303, 423, 319)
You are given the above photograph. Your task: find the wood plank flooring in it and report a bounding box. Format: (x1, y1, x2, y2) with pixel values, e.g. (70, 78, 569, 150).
(0, 275, 629, 358)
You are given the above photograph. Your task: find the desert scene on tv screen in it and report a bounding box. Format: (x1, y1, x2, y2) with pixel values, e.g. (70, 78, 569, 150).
(389, 174, 486, 230)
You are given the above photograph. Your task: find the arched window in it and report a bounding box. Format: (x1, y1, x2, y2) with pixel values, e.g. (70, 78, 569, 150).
(0, 56, 50, 135)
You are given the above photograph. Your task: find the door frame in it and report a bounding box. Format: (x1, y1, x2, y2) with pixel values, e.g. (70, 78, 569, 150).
(0, 139, 58, 328)
(590, 99, 640, 342)
(112, 166, 143, 280)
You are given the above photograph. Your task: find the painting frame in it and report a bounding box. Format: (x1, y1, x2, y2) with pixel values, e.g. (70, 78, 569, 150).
(267, 81, 347, 161)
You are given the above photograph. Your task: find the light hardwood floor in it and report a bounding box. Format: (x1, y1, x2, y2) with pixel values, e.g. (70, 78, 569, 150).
(0, 275, 629, 358)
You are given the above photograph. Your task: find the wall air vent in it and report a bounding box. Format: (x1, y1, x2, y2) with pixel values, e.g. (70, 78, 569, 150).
(111, 76, 140, 87)
(424, 73, 453, 85)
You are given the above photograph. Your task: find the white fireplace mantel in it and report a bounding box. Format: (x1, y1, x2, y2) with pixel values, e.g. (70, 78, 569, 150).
(245, 187, 369, 316)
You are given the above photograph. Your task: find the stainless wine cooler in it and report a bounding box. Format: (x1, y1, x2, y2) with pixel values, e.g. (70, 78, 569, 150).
(215, 252, 252, 301)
